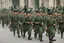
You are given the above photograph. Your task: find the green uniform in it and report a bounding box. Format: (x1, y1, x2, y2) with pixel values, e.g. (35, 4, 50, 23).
(34, 14, 44, 41)
(11, 14, 20, 38)
(41, 14, 48, 30)
(19, 14, 25, 36)
(23, 14, 33, 40)
(59, 15, 64, 38)
(55, 15, 62, 33)
(8, 13, 13, 31)
(47, 15, 56, 42)
(5, 13, 11, 26)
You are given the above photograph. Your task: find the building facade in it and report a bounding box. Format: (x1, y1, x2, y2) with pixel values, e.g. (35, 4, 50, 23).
(0, 0, 64, 9)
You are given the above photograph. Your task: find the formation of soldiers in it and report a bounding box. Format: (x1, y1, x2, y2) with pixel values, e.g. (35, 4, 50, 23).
(0, 6, 64, 43)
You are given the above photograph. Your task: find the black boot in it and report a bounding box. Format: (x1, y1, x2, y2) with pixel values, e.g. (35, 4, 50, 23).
(21, 30, 23, 36)
(61, 31, 63, 38)
(13, 31, 15, 36)
(39, 34, 43, 42)
(49, 35, 53, 43)
(17, 30, 20, 38)
(51, 36, 56, 41)
(23, 32, 25, 38)
(18, 34, 20, 38)
(28, 34, 32, 40)
(52, 39, 56, 41)
(13, 34, 15, 36)
(17, 31, 20, 38)
(49, 40, 52, 43)
(40, 39, 43, 42)
(10, 28, 12, 32)
(58, 29, 60, 34)
(34, 33, 37, 39)
(2, 23, 5, 28)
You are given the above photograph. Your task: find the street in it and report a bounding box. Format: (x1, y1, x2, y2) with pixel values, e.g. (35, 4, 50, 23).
(0, 24, 64, 43)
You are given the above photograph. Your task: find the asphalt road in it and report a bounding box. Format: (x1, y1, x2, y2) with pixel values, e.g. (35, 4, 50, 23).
(0, 24, 64, 43)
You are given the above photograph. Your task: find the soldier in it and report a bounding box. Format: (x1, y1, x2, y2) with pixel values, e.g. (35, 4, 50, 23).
(1, 9, 8, 28)
(9, 12, 13, 31)
(22, 9, 33, 40)
(10, 9, 20, 38)
(59, 11, 64, 38)
(54, 13, 61, 34)
(33, 10, 44, 42)
(4, 11, 11, 27)
(33, 9, 39, 39)
(1, 12, 6, 28)
(19, 10, 25, 37)
(41, 7, 48, 31)
(46, 9, 56, 43)
(54, 7, 62, 34)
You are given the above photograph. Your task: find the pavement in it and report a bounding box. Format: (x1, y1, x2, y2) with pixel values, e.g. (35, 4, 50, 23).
(0, 24, 64, 43)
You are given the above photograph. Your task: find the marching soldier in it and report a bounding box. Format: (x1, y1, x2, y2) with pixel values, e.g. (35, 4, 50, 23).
(9, 12, 13, 31)
(1, 12, 6, 28)
(33, 10, 44, 42)
(55, 13, 61, 34)
(46, 9, 56, 43)
(1, 9, 9, 28)
(4, 11, 11, 27)
(10, 10, 20, 38)
(19, 10, 25, 37)
(59, 11, 64, 38)
(22, 9, 33, 40)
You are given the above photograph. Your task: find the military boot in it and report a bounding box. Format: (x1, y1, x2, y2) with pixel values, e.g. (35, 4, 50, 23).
(17, 30, 20, 38)
(23, 32, 26, 38)
(34, 33, 37, 39)
(39, 34, 43, 42)
(51, 35, 56, 41)
(58, 29, 60, 34)
(13, 29, 15, 36)
(61, 31, 63, 38)
(13, 32, 15, 36)
(28, 34, 32, 40)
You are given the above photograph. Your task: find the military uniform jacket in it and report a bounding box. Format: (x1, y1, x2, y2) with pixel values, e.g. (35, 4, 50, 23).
(47, 16, 56, 35)
(11, 14, 19, 28)
(59, 16, 64, 31)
